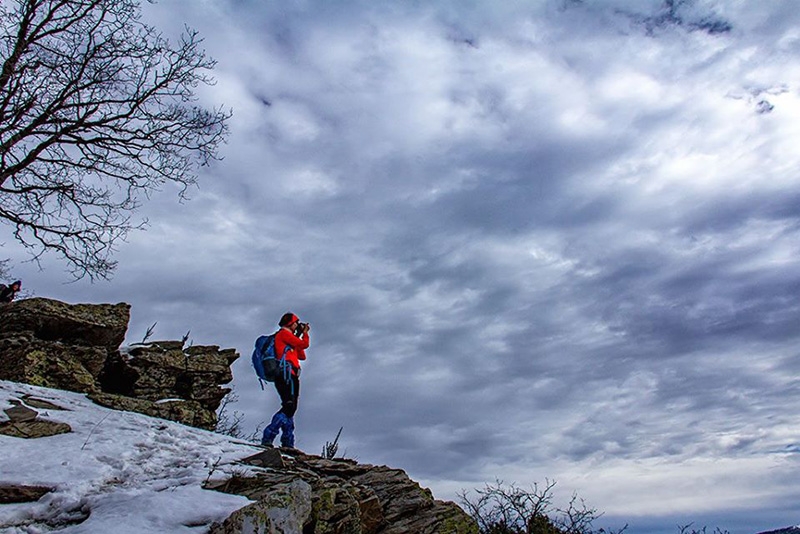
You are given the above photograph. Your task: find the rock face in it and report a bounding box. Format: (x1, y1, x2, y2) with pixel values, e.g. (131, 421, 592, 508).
(0, 298, 130, 393)
(0, 298, 129, 350)
(0, 298, 238, 430)
(207, 449, 478, 534)
(93, 341, 238, 430)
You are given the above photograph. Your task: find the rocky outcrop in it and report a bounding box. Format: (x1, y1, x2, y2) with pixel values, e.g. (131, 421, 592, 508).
(0, 299, 477, 533)
(207, 449, 478, 534)
(0, 384, 477, 534)
(93, 340, 238, 430)
(0, 298, 238, 430)
(0, 298, 129, 350)
(0, 298, 130, 393)
(99, 341, 237, 410)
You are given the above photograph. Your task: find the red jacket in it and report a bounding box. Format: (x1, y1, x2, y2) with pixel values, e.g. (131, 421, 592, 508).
(275, 327, 309, 373)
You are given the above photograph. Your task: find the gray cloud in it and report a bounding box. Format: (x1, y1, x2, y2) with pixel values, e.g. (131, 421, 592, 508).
(5, 1, 800, 532)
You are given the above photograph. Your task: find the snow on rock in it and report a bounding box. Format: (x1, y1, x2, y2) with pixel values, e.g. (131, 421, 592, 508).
(0, 379, 478, 534)
(0, 380, 254, 533)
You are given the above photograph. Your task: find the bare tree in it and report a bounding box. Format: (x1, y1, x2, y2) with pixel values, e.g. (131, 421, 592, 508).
(459, 480, 627, 534)
(554, 493, 604, 534)
(0, 0, 230, 278)
(215, 388, 245, 439)
(459, 479, 559, 534)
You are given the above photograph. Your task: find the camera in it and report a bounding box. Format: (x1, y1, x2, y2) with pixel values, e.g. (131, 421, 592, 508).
(295, 322, 309, 335)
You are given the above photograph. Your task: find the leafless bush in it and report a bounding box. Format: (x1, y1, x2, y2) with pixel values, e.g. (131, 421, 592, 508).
(678, 524, 730, 534)
(322, 427, 343, 459)
(215, 389, 245, 439)
(140, 322, 157, 344)
(459, 480, 626, 534)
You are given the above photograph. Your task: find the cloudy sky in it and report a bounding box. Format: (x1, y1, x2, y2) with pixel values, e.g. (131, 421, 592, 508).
(3, 1, 800, 532)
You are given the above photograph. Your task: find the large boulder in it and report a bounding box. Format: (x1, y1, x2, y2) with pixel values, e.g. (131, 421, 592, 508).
(96, 341, 237, 429)
(100, 342, 236, 409)
(208, 479, 314, 534)
(0, 299, 129, 393)
(0, 298, 129, 350)
(0, 298, 239, 430)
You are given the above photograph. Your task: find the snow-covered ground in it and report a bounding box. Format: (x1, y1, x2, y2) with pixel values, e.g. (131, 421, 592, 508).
(0, 380, 258, 533)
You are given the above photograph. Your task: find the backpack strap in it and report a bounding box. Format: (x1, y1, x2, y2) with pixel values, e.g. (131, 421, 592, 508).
(278, 345, 294, 395)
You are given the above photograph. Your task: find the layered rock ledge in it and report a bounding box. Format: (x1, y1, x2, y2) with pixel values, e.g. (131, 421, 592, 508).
(207, 448, 478, 534)
(0, 298, 237, 430)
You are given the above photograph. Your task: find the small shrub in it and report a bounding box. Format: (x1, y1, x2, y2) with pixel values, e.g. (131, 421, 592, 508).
(459, 480, 626, 534)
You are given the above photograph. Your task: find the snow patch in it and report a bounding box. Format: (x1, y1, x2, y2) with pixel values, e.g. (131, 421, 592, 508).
(0, 380, 256, 533)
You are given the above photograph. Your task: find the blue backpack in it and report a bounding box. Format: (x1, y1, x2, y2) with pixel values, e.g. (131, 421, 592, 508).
(252, 333, 292, 389)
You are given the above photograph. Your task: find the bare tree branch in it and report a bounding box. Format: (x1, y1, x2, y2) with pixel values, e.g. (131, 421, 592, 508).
(0, 0, 231, 278)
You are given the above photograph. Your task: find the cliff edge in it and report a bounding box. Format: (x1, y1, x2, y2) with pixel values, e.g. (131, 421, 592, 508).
(0, 298, 477, 534)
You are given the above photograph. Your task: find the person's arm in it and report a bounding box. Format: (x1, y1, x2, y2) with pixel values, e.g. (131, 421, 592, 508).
(277, 328, 310, 351)
(296, 325, 309, 360)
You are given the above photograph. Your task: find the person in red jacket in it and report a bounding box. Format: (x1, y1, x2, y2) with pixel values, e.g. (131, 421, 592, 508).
(261, 312, 310, 449)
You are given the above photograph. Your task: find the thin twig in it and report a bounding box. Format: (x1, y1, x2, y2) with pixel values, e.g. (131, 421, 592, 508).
(81, 413, 112, 450)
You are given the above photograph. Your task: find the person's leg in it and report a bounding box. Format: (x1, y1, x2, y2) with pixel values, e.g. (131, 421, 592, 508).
(280, 416, 295, 448)
(278, 374, 297, 417)
(280, 375, 300, 448)
(262, 378, 293, 446)
(261, 411, 285, 446)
